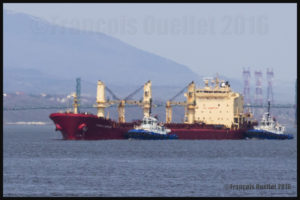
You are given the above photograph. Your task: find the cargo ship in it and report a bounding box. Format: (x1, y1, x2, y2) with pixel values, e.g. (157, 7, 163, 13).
(50, 77, 256, 140)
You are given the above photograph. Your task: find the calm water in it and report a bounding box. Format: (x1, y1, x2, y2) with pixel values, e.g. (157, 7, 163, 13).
(3, 125, 297, 197)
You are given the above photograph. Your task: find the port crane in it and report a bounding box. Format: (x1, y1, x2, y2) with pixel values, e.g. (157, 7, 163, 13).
(165, 81, 196, 124)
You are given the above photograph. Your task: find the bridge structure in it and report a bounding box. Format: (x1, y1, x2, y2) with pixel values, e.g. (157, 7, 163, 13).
(3, 103, 296, 111)
(4, 77, 296, 111)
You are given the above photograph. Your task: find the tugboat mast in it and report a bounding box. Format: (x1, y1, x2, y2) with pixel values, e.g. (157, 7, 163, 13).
(267, 100, 271, 118)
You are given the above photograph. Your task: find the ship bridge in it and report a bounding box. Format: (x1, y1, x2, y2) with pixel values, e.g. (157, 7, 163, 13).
(193, 77, 244, 129)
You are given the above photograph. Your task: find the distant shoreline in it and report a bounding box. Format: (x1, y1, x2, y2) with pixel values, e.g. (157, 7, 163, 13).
(4, 121, 51, 125)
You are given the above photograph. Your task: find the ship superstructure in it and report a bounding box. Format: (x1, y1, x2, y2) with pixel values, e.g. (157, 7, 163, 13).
(165, 77, 252, 129)
(194, 78, 246, 129)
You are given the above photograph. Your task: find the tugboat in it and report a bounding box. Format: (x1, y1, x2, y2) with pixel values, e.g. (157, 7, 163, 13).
(125, 116, 178, 140)
(245, 101, 293, 140)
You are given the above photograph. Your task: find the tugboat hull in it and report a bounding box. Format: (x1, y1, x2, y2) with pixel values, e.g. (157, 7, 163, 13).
(245, 129, 293, 140)
(125, 129, 178, 140)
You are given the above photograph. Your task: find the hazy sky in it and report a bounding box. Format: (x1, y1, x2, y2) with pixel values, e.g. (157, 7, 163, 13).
(4, 3, 297, 82)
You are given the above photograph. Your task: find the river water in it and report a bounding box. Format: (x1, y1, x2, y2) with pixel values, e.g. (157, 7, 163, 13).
(3, 124, 297, 197)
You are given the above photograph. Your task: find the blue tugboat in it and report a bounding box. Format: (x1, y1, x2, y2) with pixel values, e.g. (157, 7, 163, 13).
(125, 116, 178, 140)
(245, 101, 293, 140)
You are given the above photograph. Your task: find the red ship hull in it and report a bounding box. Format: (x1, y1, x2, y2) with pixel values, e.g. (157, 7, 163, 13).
(49, 113, 247, 140)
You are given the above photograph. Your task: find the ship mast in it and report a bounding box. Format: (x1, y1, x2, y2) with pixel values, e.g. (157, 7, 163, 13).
(72, 77, 81, 114)
(72, 93, 78, 114)
(76, 77, 81, 113)
(267, 100, 271, 118)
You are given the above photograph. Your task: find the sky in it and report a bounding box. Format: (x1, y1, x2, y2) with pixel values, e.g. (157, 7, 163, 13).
(4, 3, 297, 83)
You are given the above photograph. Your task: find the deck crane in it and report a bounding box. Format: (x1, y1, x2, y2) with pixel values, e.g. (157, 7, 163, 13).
(165, 81, 195, 124)
(117, 84, 144, 123)
(143, 80, 152, 118)
(117, 80, 152, 123)
(95, 80, 122, 117)
(95, 80, 152, 122)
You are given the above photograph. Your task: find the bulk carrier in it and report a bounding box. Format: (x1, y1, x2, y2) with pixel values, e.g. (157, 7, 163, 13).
(50, 77, 256, 140)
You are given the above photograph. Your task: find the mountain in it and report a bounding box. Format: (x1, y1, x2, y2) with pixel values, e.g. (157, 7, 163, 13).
(4, 9, 201, 96)
(4, 10, 294, 104)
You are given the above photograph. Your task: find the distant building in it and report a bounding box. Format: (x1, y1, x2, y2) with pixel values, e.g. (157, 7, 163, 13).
(15, 91, 24, 95)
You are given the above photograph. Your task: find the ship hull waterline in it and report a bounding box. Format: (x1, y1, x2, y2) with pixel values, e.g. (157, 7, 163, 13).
(125, 129, 178, 140)
(50, 113, 247, 140)
(245, 129, 294, 140)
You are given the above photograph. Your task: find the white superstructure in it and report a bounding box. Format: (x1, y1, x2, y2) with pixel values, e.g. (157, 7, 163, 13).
(254, 102, 285, 134)
(134, 116, 171, 135)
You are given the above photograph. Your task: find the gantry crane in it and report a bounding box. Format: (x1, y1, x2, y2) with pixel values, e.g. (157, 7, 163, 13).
(165, 81, 195, 124)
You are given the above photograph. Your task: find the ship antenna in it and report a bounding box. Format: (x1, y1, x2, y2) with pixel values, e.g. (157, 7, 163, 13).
(267, 100, 271, 118)
(149, 98, 152, 115)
